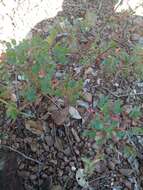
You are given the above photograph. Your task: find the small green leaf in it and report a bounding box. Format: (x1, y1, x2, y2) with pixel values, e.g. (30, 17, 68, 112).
(6, 103, 19, 120)
(116, 131, 126, 139)
(98, 95, 109, 109)
(25, 87, 37, 102)
(91, 119, 104, 130)
(129, 106, 141, 119)
(82, 130, 96, 138)
(113, 100, 122, 114)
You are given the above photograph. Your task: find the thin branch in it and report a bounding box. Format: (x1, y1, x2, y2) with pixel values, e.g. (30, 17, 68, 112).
(101, 87, 143, 98)
(1, 144, 43, 165)
(46, 95, 61, 110)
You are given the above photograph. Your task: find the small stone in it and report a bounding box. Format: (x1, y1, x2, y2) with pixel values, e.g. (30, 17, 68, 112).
(30, 142, 37, 152)
(54, 137, 63, 151)
(64, 147, 71, 156)
(57, 152, 64, 159)
(69, 162, 75, 167)
(71, 166, 76, 171)
(63, 156, 69, 162)
(55, 71, 64, 79)
(124, 180, 132, 189)
(108, 161, 116, 170)
(41, 173, 48, 178)
(75, 149, 80, 155)
(119, 169, 133, 177)
(30, 174, 37, 180)
(58, 170, 63, 177)
(19, 163, 25, 170)
(77, 100, 89, 109)
(43, 143, 50, 151)
(45, 135, 54, 147)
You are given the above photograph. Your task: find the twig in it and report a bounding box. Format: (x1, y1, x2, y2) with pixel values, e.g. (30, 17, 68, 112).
(46, 95, 61, 110)
(89, 174, 106, 183)
(101, 86, 143, 98)
(95, 46, 113, 62)
(114, 0, 124, 12)
(0, 144, 43, 165)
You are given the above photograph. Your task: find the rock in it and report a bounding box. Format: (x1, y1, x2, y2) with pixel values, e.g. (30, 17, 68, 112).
(69, 106, 82, 120)
(30, 174, 37, 180)
(19, 163, 25, 170)
(43, 143, 50, 151)
(58, 170, 63, 177)
(30, 141, 38, 152)
(124, 180, 132, 189)
(108, 161, 116, 170)
(64, 147, 71, 156)
(75, 149, 80, 155)
(77, 100, 89, 109)
(119, 169, 133, 177)
(55, 71, 64, 79)
(45, 136, 54, 147)
(54, 137, 63, 151)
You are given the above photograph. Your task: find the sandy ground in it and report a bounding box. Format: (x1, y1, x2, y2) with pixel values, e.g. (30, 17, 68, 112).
(0, 0, 142, 52)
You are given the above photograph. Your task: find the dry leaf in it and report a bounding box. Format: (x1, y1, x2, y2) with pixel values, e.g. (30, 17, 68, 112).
(51, 107, 69, 125)
(25, 120, 44, 135)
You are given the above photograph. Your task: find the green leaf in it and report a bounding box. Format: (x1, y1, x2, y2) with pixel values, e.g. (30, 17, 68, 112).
(116, 131, 126, 139)
(82, 130, 96, 138)
(98, 95, 109, 109)
(6, 103, 19, 120)
(25, 87, 37, 102)
(40, 77, 52, 95)
(53, 44, 69, 64)
(91, 119, 104, 130)
(113, 100, 122, 114)
(129, 127, 143, 136)
(129, 106, 141, 119)
(31, 64, 41, 74)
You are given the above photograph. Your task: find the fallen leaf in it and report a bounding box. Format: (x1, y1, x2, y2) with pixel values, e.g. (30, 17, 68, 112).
(25, 120, 44, 135)
(76, 169, 89, 188)
(51, 107, 69, 125)
(69, 106, 82, 120)
(54, 137, 63, 151)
